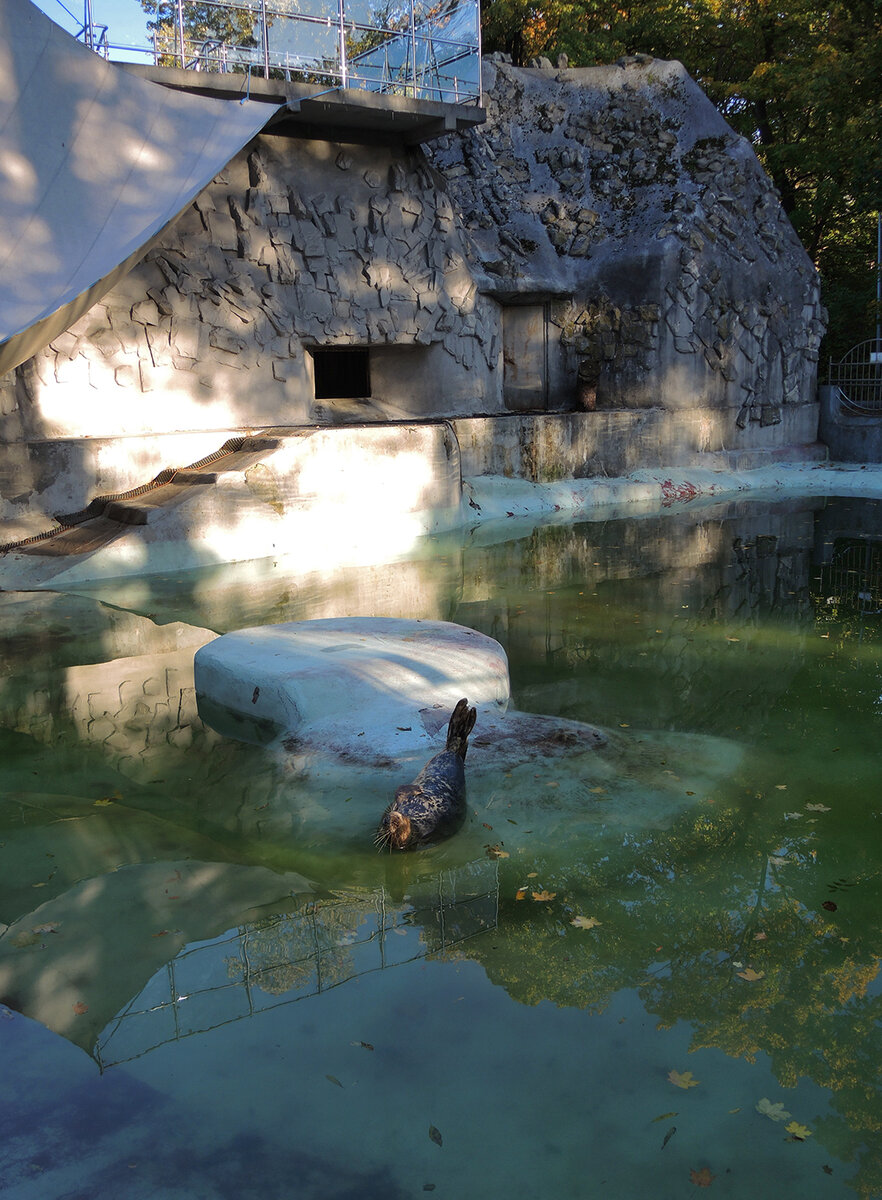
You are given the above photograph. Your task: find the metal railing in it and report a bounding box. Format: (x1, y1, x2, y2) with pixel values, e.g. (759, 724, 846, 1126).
(78, 0, 481, 104)
(829, 339, 882, 416)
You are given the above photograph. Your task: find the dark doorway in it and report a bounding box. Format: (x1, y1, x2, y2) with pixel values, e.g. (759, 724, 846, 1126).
(312, 349, 371, 400)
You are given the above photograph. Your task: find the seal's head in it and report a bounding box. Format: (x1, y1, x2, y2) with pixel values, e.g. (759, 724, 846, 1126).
(375, 785, 425, 852)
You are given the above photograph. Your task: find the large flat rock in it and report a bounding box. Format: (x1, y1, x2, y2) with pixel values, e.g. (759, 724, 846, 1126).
(194, 617, 606, 771)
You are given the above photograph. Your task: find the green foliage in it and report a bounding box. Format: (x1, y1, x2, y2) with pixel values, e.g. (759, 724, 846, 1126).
(481, 0, 882, 361)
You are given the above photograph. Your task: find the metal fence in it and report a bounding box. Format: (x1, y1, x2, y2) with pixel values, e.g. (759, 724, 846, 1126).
(828, 339, 882, 416)
(81, 0, 481, 104)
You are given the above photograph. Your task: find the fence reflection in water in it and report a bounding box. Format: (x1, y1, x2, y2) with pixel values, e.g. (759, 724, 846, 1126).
(95, 859, 498, 1069)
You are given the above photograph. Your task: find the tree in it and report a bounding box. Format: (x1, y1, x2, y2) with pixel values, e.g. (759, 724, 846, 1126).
(140, 0, 260, 68)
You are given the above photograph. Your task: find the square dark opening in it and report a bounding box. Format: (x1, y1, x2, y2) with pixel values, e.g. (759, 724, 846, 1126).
(312, 348, 371, 400)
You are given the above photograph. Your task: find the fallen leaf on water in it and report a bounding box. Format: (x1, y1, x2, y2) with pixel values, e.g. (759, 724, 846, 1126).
(661, 1125, 677, 1149)
(484, 844, 509, 860)
(775, 784, 788, 791)
(589, 786, 606, 795)
(756, 1098, 791, 1122)
(531, 890, 556, 902)
(429, 1125, 443, 1147)
(690, 1166, 715, 1187)
(72, 1001, 88, 1015)
(619, 723, 630, 728)
(570, 916, 601, 930)
(527, 872, 538, 878)
(725, 636, 740, 643)
(806, 803, 831, 812)
(325, 1075, 344, 1088)
(668, 1069, 699, 1089)
(822, 901, 837, 912)
(515, 888, 528, 901)
(93, 798, 113, 807)
(547, 781, 559, 788)
(651, 1111, 678, 1123)
(351, 1041, 374, 1051)
(685, 790, 695, 796)
(737, 967, 764, 981)
(482, 822, 493, 830)
(753, 932, 767, 941)
(786, 1121, 812, 1140)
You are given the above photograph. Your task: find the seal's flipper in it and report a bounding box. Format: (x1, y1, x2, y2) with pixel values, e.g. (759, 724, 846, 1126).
(445, 698, 477, 760)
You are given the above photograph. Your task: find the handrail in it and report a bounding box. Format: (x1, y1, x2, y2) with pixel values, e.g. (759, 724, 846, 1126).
(76, 0, 482, 105)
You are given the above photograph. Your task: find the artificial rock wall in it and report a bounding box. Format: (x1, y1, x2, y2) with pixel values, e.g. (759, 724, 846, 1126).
(426, 57, 825, 435)
(0, 56, 825, 534)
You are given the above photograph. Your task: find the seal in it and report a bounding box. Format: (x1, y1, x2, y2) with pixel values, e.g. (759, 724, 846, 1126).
(375, 698, 477, 851)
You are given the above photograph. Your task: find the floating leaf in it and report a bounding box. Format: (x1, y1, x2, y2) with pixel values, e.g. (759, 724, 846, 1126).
(93, 798, 113, 807)
(786, 1121, 812, 1140)
(806, 803, 830, 812)
(325, 1074, 344, 1088)
(482, 822, 493, 830)
(661, 1126, 677, 1150)
(589, 786, 606, 795)
(484, 844, 509, 860)
(775, 784, 788, 791)
(570, 916, 601, 930)
(668, 1069, 700, 1089)
(515, 888, 528, 901)
(822, 901, 837, 912)
(737, 967, 764, 981)
(756, 1098, 791, 1123)
(351, 1041, 374, 1051)
(690, 1166, 715, 1187)
(527, 872, 538, 878)
(531, 890, 556, 902)
(428, 1125, 443, 1147)
(652, 1111, 678, 1123)
(72, 1001, 88, 1015)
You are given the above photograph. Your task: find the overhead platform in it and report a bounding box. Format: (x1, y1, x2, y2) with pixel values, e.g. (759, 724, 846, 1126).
(0, 0, 280, 377)
(121, 64, 486, 145)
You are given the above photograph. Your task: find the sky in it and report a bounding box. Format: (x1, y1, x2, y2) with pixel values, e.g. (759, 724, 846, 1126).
(33, 0, 153, 55)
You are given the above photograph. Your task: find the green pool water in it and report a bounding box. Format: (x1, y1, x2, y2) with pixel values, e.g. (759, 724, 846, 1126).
(1, 493, 881, 1199)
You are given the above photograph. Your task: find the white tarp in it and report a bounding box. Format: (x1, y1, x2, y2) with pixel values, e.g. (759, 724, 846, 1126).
(0, 0, 277, 374)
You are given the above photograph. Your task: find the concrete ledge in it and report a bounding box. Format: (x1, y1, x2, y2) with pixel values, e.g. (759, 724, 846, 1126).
(119, 64, 486, 144)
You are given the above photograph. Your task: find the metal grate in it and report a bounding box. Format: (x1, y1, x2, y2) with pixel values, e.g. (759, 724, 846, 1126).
(829, 340, 882, 415)
(816, 538, 882, 617)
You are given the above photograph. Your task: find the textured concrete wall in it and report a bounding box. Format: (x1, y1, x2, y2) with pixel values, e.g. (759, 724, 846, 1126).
(427, 57, 825, 430)
(0, 54, 827, 541)
(818, 385, 882, 463)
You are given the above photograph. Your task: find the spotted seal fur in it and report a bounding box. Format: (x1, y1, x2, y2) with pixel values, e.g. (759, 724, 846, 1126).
(375, 698, 476, 851)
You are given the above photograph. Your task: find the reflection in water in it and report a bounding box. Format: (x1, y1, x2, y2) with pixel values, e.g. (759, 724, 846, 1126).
(98, 860, 499, 1069)
(1, 495, 882, 1199)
